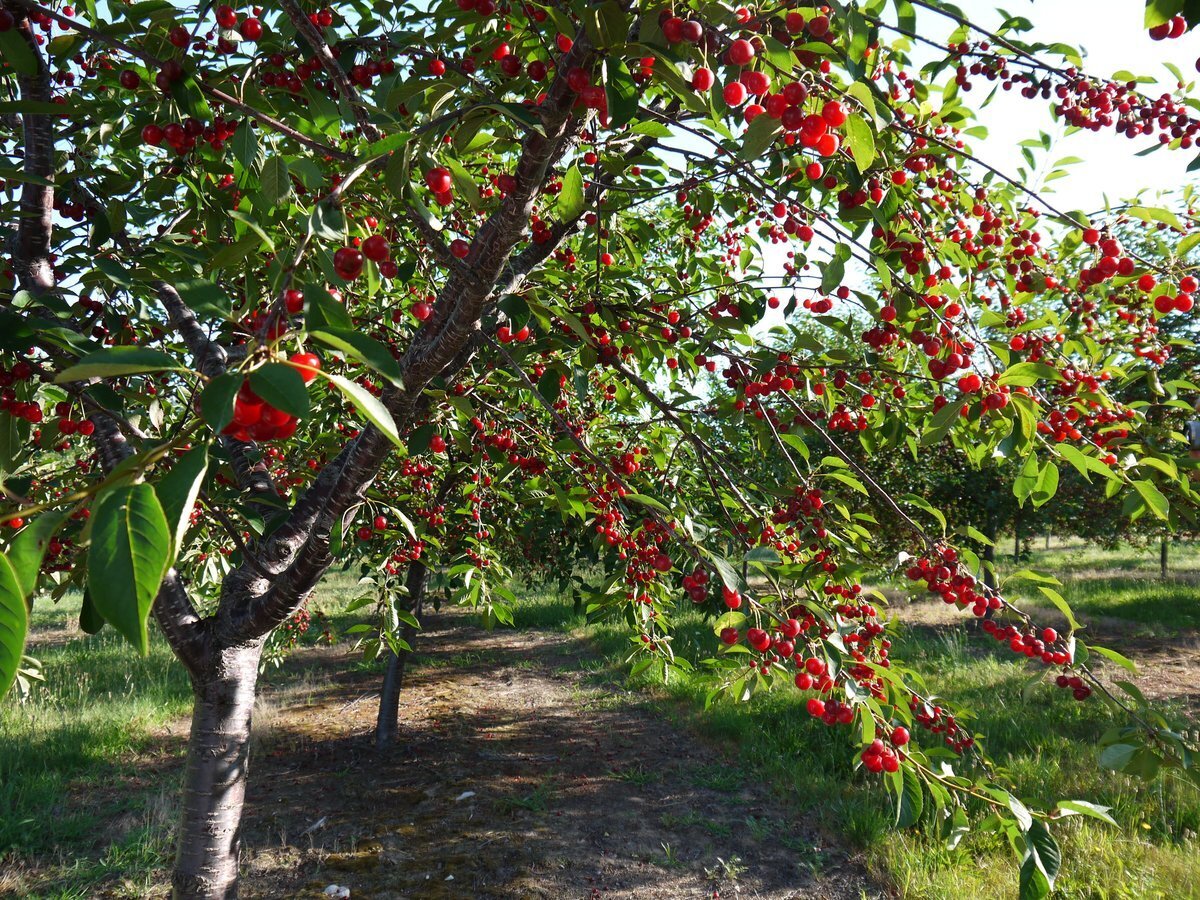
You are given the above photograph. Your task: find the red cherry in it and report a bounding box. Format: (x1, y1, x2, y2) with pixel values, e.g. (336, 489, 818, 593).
(215, 4, 237, 28)
(450, 238, 470, 258)
(374, 515, 388, 531)
(284, 288, 305, 314)
(429, 434, 447, 453)
(412, 301, 433, 321)
(891, 726, 910, 746)
(692, 67, 714, 92)
(362, 234, 390, 262)
(723, 80, 747, 106)
(239, 17, 263, 40)
(333, 247, 364, 279)
(425, 166, 453, 193)
(727, 38, 755, 66)
(288, 352, 321, 383)
(119, 70, 141, 90)
(141, 124, 164, 146)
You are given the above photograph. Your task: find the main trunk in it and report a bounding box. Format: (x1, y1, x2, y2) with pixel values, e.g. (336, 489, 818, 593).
(172, 642, 264, 900)
(375, 561, 427, 749)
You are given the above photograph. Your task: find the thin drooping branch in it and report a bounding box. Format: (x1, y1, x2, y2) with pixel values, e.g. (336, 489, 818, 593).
(278, 0, 381, 141)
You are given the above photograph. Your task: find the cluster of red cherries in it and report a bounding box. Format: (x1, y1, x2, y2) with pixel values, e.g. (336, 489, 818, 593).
(220, 354, 319, 442)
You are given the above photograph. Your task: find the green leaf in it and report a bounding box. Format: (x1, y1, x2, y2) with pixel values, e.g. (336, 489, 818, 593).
(1127, 205, 1183, 230)
(1056, 800, 1117, 826)
(55, 347, 181, 383)
(557, 164, 586, 222)
(739, 114, 781, 161)
(0, 554, 28, 697)
(1099, 742, 1137, 771)
(1085, 642, 1138, 674)
(87, 484, 172, 656)
(1019, 855, 1051, 900)
(260, 155, 291, 207)
(1024, 820, 1061, 887)
(604, 58, 639, 129)
(169, 73, 212, 122)
(1132, 479, 1169, 520)
(443, 158, 482, 210)
(1142, 0, 1180, 28)
(712, 611, 746, 636)
(1056, 443, 1118, 483)
(79, 589, 105, 635)
(175, 277, 232, 320)
(309, 330, 403, 387)
(0, 29, 38, 76)
(304, 281, 354, 330)
(895, 766, 923, 827)
(584, 0, 627, 47)
(231, 121, 260, 173)
(999, 361, 1060, 387)
(820, 243, 852, 294)
(1031, 461, 1059, 508)
(319, 370, 405, 451)
(249, 363, 310, 418)
(200, 372, 241, 433)
(156, 445, 208, 554)
(7, 512, 67, 598)
(308, 198, 346, 241)
(1037, 586, 1081, 631)
(1013, 453, 1040, 506)
(844, 113, 877, 172)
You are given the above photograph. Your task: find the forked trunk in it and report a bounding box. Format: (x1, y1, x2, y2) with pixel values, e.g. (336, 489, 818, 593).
(375, 561, 427, 749)
(172, 642, 264, 900)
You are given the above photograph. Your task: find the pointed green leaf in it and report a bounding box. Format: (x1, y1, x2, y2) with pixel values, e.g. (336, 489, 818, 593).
(156, 445, 209, 554)
(310, 329, 403, 386)
(0, 554, 28, 697)
(87, 484, 172, 655)
(557, 164, 586, 221)
(55, 347, 182, 383)
(249, 363, 310, 418)
(319, 370, 405, 450)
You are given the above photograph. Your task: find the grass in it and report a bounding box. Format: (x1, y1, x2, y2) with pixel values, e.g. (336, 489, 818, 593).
(997, 538, 1200, 633)
(0, 594, 192, 860)
(4, 547, 1197, 898)
(0, 575, 364, 895)
(509, 540, 1200, 900)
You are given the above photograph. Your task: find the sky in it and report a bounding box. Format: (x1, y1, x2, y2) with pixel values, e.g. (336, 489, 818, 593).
(927, 0, 1199, 212)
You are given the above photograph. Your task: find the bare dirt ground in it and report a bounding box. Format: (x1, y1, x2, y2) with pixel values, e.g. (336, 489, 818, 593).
(226, 610, 882, 899)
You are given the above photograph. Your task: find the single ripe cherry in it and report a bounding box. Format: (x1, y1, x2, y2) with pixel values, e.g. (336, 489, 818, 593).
(288, 352, 321, 383)
(362, 234, 390, 262)
(727, 38, 755, 66)
(425, 166, 453, 194)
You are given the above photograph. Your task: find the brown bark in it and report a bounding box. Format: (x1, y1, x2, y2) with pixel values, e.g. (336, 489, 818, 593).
(172, 642, 264, 900)
(375, 560, 428, 749)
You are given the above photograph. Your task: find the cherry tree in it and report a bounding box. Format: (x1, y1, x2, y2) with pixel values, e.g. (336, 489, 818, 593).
(1, 0, 1199, 897)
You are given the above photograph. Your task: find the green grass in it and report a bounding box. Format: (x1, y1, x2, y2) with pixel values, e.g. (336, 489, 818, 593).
(0, 594, 192, 860)
(0, 575, 364, 894)
(509, 542, 1200, 900)
(997, 539, 1200, 633)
